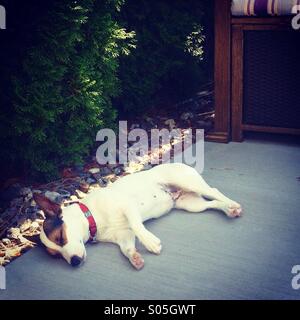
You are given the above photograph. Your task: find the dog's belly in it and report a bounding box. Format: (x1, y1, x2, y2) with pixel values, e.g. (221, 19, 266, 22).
(131, 185, 175, 221)
(105, 168, 185, 223)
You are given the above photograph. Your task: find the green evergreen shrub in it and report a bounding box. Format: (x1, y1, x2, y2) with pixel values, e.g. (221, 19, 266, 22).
(0, 0, 135, 181)
(0, 0, 212, 182)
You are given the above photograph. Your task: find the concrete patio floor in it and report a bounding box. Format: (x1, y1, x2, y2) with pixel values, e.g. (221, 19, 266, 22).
(1, 133, 300, 300)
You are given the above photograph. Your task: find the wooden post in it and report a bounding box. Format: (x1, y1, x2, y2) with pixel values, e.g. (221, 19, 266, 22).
(206, 0, 232, 143)
(231, 25, 244, 142)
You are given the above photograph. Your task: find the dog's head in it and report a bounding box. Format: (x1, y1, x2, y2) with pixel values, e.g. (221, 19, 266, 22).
(34, 193, 87, 267)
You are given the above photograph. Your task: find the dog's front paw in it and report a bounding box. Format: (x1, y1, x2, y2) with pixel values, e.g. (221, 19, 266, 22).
(138, 230, 162, 254)
(147, 242, 162, 255)
(129, 251, 144, 270)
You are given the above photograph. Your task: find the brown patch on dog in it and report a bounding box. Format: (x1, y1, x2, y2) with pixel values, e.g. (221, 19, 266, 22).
(33, 193, 62, 219)
(46, 248, 61, 258)
(43, 218, 68, 248)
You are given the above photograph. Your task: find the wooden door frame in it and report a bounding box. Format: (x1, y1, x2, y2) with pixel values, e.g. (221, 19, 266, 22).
(231, 23, 300, 141)
(207, 0, 298, 142)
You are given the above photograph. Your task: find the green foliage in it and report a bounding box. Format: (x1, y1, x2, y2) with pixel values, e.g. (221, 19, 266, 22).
(0, 0, 135, 181)
(0, 0, 212, 182)
(115, 0, 212, 115)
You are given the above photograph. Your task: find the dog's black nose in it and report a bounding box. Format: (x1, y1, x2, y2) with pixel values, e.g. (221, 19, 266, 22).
(70, 255, 82, 267)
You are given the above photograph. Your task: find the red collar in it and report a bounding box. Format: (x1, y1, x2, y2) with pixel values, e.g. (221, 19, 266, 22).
(77, 202, 97, 242)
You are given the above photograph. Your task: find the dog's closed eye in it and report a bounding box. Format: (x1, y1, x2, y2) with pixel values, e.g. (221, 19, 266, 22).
(55, 236, 63, 246)
(54, 228, 67, 246)
(44, 218, 68, 247)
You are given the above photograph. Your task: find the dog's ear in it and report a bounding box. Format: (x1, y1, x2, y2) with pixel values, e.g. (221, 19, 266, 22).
(33, 193, 62, 219)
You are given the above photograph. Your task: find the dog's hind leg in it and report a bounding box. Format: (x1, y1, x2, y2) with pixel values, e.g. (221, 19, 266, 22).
(159, 164, 220, 197)
(175, 193, 242, 218)
(161, 164, 242, 216)
(115, 229, 144, 270)
(197, 187, 242, 217)
(160, 164, 236, 200)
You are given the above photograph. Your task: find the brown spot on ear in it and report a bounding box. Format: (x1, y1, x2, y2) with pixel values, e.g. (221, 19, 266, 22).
(33, 193, 62, 219)
(43, 219, 68, 247)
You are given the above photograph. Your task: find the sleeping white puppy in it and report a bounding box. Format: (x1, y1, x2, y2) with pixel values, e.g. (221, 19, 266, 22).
(34, 163, 242, 270)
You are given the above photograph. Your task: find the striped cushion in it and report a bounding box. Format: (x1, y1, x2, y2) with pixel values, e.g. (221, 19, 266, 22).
(231, 0, 300, 16)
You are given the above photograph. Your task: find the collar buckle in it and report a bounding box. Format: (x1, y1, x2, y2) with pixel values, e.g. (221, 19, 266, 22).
(77, 202, 98, 242)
